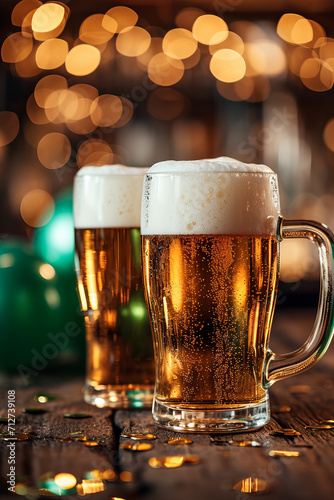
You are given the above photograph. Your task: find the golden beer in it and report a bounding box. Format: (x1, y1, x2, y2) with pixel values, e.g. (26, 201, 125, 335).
(76, 227, 154, 390)
(74, 165, 154, 408)
(142, 234, 278, 408)
(141, 158, 334, 432)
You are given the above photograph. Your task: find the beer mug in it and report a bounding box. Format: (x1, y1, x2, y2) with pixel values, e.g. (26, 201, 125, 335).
(141, 158, 334, 432)
(74, 165, 154, 408)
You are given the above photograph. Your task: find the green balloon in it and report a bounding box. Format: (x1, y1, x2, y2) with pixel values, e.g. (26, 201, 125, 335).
(0, 239, 85, 376)
(33, 187, 75, 273)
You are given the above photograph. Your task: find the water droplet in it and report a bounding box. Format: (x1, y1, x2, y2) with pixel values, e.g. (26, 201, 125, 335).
(22, 407, 47, 414)
(167, 438, 193, 445)
(63, 413, 92, 419)
(269, 450, 300, 457)
(233, 477, 269, 493)
(120, 442, 153, 451)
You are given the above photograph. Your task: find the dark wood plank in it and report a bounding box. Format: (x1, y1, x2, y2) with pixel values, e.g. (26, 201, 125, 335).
(0, 309, 334, 499)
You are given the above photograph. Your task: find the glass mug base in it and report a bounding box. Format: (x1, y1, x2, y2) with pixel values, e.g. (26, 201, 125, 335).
(153, 396, 270, 433)
(84, 380, 154, 409)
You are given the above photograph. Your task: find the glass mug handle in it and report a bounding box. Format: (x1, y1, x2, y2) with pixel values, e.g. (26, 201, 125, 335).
(263, 216, 334, 388)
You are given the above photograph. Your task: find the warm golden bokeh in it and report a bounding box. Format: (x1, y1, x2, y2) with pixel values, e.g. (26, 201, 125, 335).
(244, 40, 286, 76)
(1, 33, 33, 63)
(79, 14, 115, 46)
(20, 189, 55, 227)
(136, 37, 163, 70)
(210, 49, 246, 83)
(11, 0, 42, 27)
(192, 14, 228, 45)
(26, 94, 50, 125)
(90, 95, 123, 127)
(209, 32, 244, 56)
(103, 6, 138, 34)
(148, 52, 184, 86)
(37, 132, 71, 169)
(77, 139, 113, 168)
(277, 13, 313, 45)
(300, 58, 334, 91)
(32, 2, 67, 40)
(0, 112, 20, 147)
(34, 75, 68, 108)
(163, 29, 198, 60)
(65, 44, 101, 76)
(116, 26, 151, 57)
(35, 38, 68, 69)
(54, 474, 77, 490)
(112, 97, 134, 128)
(323, 118, 334, 152)
(175, 7, 205, 31)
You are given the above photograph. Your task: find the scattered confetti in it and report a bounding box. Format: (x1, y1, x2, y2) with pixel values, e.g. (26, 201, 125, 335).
(229, 440, 262, 447)
(3, 433, 29, 441)
(84, 441, 100, 447)
(120, 442, 153, 451)
(33, 392, 59, 403)
(148, 455, 200, 469)
(22, 407, 47, 414)
(304, 425, 334, 430)
(63, 413, 92, 419)
(269, 450, 300, 457)
(60, 437, 73, 443)
(167, 438, 193, 445)
(121, 432, 157, 440)
(271, 428, 301, 437)
(233, 477, 269, 493)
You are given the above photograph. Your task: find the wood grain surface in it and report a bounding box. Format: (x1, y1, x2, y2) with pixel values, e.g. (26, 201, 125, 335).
(1, 309, 334, 500)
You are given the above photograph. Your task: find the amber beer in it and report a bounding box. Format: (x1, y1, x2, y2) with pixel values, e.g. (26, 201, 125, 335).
(74, 165, 154, 408)
(142, 233, 278, 407)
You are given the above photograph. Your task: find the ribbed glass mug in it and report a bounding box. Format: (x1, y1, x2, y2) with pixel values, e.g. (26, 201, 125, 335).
(141, 159, 334, 432)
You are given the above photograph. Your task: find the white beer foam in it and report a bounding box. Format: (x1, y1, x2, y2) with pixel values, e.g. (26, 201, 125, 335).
(141, 157, 280, 236)
(74, 165, 148, 228)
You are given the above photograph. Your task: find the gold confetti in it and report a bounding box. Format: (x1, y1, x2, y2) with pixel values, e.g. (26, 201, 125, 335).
(3, 433, 29, 441)
(22, 407, 47, 414)
(33, 392, 59, 403)
(84, 441, 100, 447)
(233, 477, 269, 493)
(304, 425, 334, 430)
(74, 436, 87, 442)
(148, 455, 200, 469)
(269, 450, 300, 457)
(60, 437, 73, 443)
(322, 420, 334, 424)
(229, 440, 262, 447)
(271, 428, 301, 437)
(120, 442, 153, 451)
(167, 438, 193, 445)
(121, 432, 157, 440)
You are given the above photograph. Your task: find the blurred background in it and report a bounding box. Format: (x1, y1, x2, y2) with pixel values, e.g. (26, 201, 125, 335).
(0, 0, 334, 377)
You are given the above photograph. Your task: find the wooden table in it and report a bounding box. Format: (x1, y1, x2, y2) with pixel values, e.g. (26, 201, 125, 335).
(1, 309, 334, 500)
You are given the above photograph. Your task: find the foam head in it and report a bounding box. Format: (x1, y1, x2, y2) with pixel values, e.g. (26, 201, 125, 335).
(74, 165, 148, 229)
(141, 157, 281, 236)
